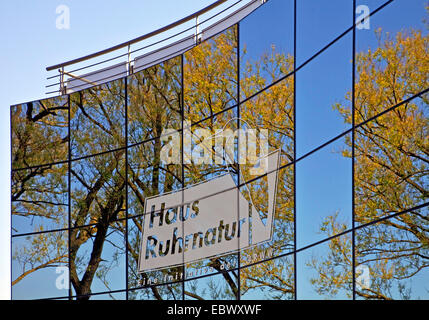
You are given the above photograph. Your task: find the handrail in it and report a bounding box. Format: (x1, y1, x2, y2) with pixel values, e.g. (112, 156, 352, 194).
(46, 0, 228, 71)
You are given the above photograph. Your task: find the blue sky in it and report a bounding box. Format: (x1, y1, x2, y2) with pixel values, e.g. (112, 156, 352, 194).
(1, 0, 427, 300)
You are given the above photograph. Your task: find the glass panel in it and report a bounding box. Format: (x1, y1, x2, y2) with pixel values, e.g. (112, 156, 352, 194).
(185, 272, 238, 300)
(297, 233, 353, 300)
(240, 0, 294, 99)
(70, 78, 125, 159)
(12, 163, 68, 235)
(128, 56, 182, 146)
(355, 0, 428, 124)
(11, 96, 68, 169)
(296, 32, 352, 157)
(184, 25, 238, 123)
(183, 108, 239, 281)
(70, 223, 126, 299)
(71, 151, 125, 227)
(240, 255, 294, 300)
(128, 214, 184, 293)
(354, 98, 428, 225)
(240, 165, 294, 267)
(356, 210, 429, 300)
(297, 0, 352, 65)
(184, 108, 238, 185)
(296, 133, 352, 248)
(127, 140, 182, 218)
(240, 77, 294, 166)
(12, 231, 68, 300)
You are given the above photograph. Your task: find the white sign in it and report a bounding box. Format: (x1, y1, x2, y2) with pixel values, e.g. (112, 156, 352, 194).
(138, 150, 280, 273)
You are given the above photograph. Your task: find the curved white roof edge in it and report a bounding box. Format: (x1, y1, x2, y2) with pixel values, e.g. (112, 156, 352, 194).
(59, 0, 265, 95)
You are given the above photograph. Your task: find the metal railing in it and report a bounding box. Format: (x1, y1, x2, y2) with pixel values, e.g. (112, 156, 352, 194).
(45, 0, 264, 96)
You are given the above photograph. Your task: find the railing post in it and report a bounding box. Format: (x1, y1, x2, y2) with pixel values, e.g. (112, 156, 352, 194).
(195, 15, 202, 44)
(59, 67, 65, 95)
(127, 44, 133, 75)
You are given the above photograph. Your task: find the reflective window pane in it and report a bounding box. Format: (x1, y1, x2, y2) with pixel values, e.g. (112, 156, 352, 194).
(240, 255, 294, 300)
(297, 0, 352, 65)
(70, 79, 125, 159)
(240, 166, 294, 267)
(71, 151, 125, 228)
(297, 233, 353, 300)
(240, 77, 294, 166)
(12, 231, 68, 299)
(184, 108, 238, 185)
(356, 210, 429, 300)
(240, 0, 294, 99)
(296, 134, 352, 248)
(355, 0, 428, 124)
(12, 163, 68, 235)
(128, 214, 184, 291)
(127, 140, 182, 218)
(128, 56, 182, 146)
(70, 224, 126, 299)
(184, 25, 238, 123)
(296, 32, 352, 157)
(11, 96, 68, 169)
(355, 97, 428, 225)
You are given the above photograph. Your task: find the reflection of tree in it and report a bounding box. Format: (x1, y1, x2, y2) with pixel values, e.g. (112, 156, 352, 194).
(12, 24, 295, 300)
(310, 27, 428, 299)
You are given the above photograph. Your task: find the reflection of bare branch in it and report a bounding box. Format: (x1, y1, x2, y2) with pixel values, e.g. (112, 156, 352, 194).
(184, 290, 204, 300)
(12, 254, 67, 286)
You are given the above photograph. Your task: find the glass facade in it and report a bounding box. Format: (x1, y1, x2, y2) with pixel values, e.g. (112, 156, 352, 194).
(11, 0, 428, 300)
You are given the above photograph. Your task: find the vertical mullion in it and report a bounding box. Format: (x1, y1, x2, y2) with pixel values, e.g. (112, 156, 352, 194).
(125, 76, 129, 300)
(67, 94, 72, 300)
(352, 0, 357, 300)
(9, 106, 13, 300)
(293, 0, 297, 301)
(236, 22, 241, 301)
(181, 53, 185, 301)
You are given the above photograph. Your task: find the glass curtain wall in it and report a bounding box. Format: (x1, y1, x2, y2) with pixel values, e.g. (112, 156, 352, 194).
(11, 0, 428, 300)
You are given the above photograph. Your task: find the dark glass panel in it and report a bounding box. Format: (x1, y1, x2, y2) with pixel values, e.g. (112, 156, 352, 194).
(240, 165, 294, 267)
(127, 140, 182, 218)
(11, 96, 68, 169)
(184, 25, 238, 123)
(70, 223, 126, 299)
(356, 210, 429, 300)
(128, 214, 184, 292)
(354, 98, 428, 225)
(12, 231, 68, 299)
(128, 56, 182, 145)
(12, 163, 68, 235)
(355, 0, 428, 124)
(71, 151, 125, 228)
(70, 78, 125, 159)
(240, 76, 294, 167)
(240, 255, 294, 300)
(183, 107, 239, 281)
